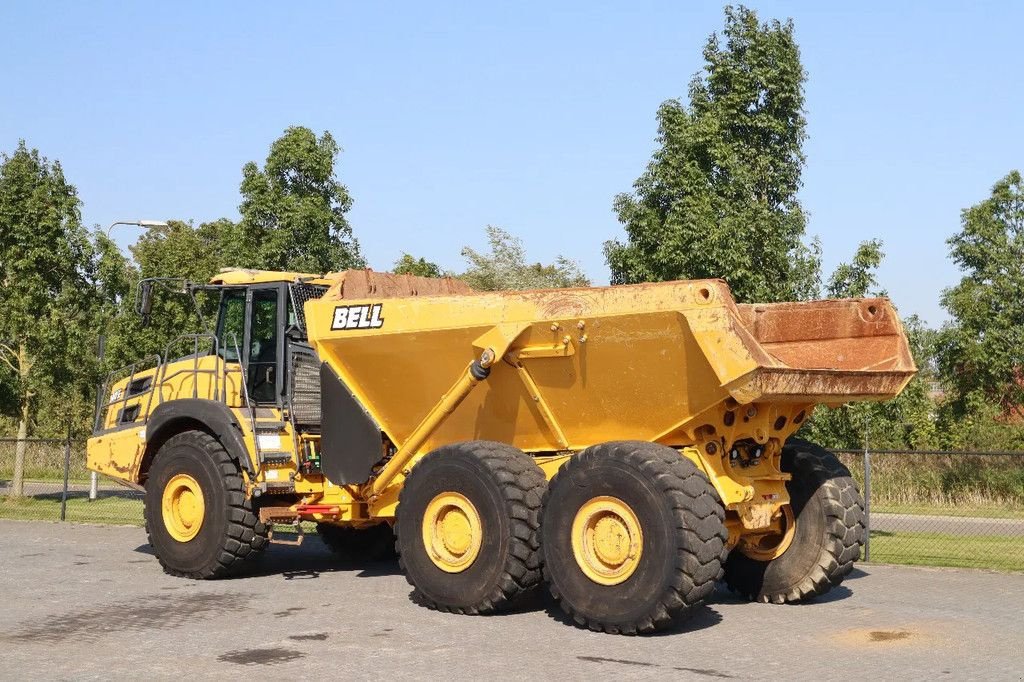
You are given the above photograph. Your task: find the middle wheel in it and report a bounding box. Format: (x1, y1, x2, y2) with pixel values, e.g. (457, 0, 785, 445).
(542, 441, 728, 634)
(395, 441, 546, 614)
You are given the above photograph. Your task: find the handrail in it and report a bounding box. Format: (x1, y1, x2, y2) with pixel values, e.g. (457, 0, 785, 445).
(92, 354, 162, 433)
(93, 335, 227, 435)
(156, 334, 222, 407)
(230, 333, 261, 464)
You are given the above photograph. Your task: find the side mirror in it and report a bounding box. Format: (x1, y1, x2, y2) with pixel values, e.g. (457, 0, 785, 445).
(137, 281, 154, 327)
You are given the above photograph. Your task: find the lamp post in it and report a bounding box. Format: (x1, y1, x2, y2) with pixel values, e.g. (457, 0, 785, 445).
(105, 219, 169, 238)
(90, 220, 169, 502)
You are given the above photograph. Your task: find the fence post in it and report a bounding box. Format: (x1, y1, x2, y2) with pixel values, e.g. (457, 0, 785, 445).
(863, 446, 872, 562)
(89, 470, 98, 501)
(60, 429, 71, 522)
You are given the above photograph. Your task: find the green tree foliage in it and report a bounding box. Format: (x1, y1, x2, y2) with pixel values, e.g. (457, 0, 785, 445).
(936, 400, 1024, 451)
(826, 239, 885, 299)
(936, 171, 1024, 417)
(392, 253, 443, 278)
(460, 226, 589, 291)
(606, 5, 819, 303)
(237, 126, 364, 274)
(0, 142, 105, 492)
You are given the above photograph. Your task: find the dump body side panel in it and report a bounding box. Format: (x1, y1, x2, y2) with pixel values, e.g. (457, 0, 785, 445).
(305, 280, 916, 459)
(306, 281, 733, 455)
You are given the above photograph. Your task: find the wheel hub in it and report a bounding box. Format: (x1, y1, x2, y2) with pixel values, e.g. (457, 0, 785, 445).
(162, 473, 205, 542)
(572, 496, 643, 585)
(422, 492, 482, 573)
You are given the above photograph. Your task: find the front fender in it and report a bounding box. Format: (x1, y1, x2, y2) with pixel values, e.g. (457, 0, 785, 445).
(144, 399, 255, 476)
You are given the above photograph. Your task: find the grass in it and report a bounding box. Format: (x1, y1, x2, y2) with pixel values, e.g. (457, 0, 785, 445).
(837, 452, 1024, 515)
(0, 495, 143, 526)
(869, 530, 1024, 572)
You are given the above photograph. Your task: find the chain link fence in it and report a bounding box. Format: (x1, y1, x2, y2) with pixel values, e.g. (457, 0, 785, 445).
(0, 438, 143, 525)
(1, 438, 1022, 571)
(836, 449, 1024, 572)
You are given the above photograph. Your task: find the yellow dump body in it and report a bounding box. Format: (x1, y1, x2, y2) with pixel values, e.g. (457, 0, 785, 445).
(305, 278, 915, 458)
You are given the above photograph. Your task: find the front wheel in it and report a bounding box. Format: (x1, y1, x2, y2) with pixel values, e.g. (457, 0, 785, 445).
(724, 439, 864, 603)
(144, 430, 268, 579)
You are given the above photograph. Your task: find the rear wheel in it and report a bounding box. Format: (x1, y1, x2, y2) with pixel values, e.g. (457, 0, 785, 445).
(395, 441, 546, 614)
(541, 441, 727, 635)
(724, 439, 864, 603)
(317, 522, 397, 561)
(144, 430, 268, 579)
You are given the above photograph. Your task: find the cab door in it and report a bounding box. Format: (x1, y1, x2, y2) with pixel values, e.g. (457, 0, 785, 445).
(213, 285, 286, 406)
(244, 286, 286, 405)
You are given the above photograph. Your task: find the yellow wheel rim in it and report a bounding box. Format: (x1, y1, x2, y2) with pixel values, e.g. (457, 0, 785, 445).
(422, 492, 482, 573)
(739, 504, 796, 561)
(571, 496, 643, 586)
(162, 473, 206, 542)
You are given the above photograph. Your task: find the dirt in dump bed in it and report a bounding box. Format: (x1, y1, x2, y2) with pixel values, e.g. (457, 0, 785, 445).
(323, 269, 474, 300)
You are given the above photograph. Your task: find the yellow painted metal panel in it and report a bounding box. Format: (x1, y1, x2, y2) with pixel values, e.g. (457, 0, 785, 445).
(305, 279, 916, 459)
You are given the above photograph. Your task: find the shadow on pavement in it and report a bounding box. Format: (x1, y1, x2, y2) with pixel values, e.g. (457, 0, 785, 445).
(133, 537, 403, 580)
(842, 566, 870, 580)
(541, 592, 724, 636)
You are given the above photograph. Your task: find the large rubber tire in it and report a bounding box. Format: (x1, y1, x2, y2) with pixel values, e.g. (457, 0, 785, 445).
(724, 438, 865, 603)
(317, 522, 397, 562)
(395, 441, 546, 614)
(144, 430, 268, 579)
(541, 441, 728, 635)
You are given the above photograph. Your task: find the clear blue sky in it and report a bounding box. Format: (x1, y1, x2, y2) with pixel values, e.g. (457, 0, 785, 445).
(2, 1, 1021, 325)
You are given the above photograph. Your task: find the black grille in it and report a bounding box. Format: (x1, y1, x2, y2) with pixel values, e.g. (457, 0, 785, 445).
(289, 283, 329, 333)
(289, 345, 321, 425)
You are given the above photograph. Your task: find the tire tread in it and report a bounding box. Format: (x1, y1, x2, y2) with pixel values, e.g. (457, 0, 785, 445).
(145, 430, 268, 579)
(542, 441, 728, 635)
(395, 441, 547, 615)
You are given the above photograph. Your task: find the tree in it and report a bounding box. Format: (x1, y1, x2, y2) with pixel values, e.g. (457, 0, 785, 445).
(0, 142, 95, 494)
(605, 5, 818, 303)
(936, 170, 1024, 417)
(826, 239, 885, 299)
(460, 226, 589, 291)
(237, 126, 364, 273)
(392, 253, 443, 278)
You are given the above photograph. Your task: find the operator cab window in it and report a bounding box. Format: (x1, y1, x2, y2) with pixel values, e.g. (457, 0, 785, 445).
(217, 290, 246, 360)
(248, 289, 279, 403)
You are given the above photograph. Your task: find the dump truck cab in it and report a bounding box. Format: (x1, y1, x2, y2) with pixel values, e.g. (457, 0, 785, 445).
(89, 269, 331, 490)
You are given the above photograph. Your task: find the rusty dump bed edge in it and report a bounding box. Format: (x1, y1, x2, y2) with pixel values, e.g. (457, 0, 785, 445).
(323, 269, 473, 300)
(718, 297, 917, 404)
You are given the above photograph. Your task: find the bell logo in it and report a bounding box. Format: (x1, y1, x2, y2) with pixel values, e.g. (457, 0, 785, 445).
(331, 304, 385, 331)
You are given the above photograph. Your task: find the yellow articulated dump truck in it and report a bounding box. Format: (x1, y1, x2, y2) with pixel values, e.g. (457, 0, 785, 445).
(87, 268, 915, 634)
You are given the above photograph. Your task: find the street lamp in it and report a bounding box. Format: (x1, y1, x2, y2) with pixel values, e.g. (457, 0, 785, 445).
(105, 219, 169, 238)
(91, 219, 168, 501)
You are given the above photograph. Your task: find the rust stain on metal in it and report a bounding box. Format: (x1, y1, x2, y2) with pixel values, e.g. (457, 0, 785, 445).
(106, 458, 131, 475)
(323, 269, 473, 301)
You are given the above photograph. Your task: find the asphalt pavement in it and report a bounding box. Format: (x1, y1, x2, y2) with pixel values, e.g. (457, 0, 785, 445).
(871, 512, 1024, 536)
(1, 520, 1023, 680)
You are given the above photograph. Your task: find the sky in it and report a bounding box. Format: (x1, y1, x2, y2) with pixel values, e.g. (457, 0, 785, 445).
(2, 1, 1022, 326)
